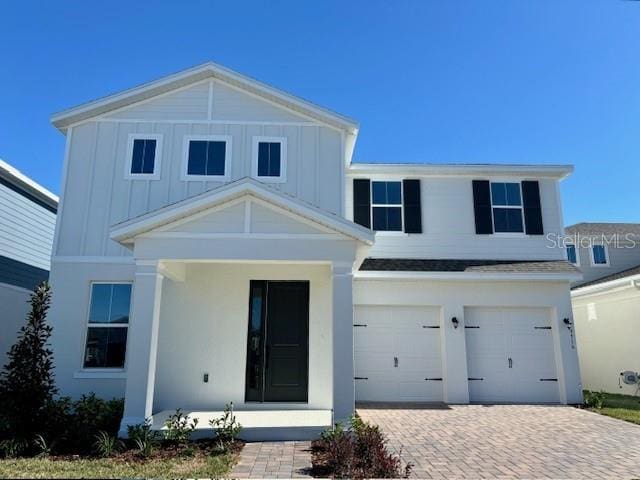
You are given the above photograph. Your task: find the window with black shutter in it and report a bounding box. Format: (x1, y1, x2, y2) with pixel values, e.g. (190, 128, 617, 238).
(402, 179, 422, 233)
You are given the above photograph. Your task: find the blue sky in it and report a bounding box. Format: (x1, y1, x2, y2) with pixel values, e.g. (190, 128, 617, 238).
(1, 1, 638, 225)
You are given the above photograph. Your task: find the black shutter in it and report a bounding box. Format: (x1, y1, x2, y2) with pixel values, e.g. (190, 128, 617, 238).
(402, 179, 422, 233)
(522, 181, 544, 235)
(472, 180, 493, 234)
(353, 179, 371, 228)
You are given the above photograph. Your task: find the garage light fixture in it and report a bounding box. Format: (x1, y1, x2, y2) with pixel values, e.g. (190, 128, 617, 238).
(451, 317, 459, 329)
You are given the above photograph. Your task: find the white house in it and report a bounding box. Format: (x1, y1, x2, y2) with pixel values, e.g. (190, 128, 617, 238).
(567, 223, 640, 394)
(47, 62, 583, 440)
(0, 159, 58, 369)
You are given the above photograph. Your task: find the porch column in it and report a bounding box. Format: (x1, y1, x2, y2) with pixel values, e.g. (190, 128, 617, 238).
(118, 260, 165, 437)
(332, 263, 354, 424)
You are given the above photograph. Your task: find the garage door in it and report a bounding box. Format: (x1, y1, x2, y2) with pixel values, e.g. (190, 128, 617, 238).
(465, 307, 559, 403)
(354, 306, 443, 402)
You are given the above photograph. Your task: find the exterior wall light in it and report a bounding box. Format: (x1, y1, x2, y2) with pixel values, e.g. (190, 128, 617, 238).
(451, 317, 459, 329)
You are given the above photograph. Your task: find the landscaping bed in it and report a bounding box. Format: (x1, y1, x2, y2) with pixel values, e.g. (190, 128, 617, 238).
(0, 440, 241, 479)
(584, 391, 640, 425)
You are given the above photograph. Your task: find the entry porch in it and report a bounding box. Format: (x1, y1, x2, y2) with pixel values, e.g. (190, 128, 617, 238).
(108, 179, 373, 439)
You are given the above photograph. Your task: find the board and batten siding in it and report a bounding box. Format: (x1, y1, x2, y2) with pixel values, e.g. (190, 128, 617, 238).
(0, 182, 56, 271)
(345, 176, 565, 260)
(55, 80, 345, 258)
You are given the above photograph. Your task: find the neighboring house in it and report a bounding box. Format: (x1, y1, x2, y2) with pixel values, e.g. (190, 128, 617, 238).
(47, 62, 583, 440)
(0, 159, 58, 368)
(567, 223, 640, 394)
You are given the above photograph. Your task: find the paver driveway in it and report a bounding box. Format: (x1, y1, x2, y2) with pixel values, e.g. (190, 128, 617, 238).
(357, 404, 640, 479)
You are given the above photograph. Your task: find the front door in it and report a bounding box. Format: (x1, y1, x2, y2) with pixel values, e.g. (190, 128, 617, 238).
(245, 281, 309, 402)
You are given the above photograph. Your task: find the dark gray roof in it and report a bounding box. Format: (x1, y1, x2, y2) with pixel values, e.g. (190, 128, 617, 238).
(360, 258, 579, 274)
(565, 223, 640, 237)
(572, 264, 640, 290)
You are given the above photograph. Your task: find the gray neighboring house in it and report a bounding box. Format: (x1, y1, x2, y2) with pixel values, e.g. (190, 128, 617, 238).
(0, 159, 58, 368)
(566, 222, 640, 394)
(565, 223, 640, 287)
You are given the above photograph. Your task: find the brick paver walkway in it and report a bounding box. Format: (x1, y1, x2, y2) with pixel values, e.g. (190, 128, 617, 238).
(358, 404, 640, 479)
(231, 440, 313, 478)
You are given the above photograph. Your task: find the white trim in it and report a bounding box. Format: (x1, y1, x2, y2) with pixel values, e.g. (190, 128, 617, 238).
(181, 134, 232, 181)
(207, 80, 214, 120)
(571, 273, 640, 298)
(347, 163, 573, 179)
(81, 281, 133, 371)
(74, 370, 127, 379)
(370, 180, 403, 232)
(140, 232, 342, 241)
(124, 133, 163, 180)
(251, 136, 287, 183)
(354, 271, 581, 282)
(52, 126, 73, 256)
(94, 118, 319, 127)
(0, 159, 59, 204)
(565, 243, 580, 267)
(589, 243, 610, 267)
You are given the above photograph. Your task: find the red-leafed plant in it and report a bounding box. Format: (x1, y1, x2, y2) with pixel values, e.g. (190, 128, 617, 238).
(312, 415, 412, 479)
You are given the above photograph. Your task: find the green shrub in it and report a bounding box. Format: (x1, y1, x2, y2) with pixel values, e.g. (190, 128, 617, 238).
(209, 403, 242, 443)
(0, 283, 56, 442)
(33, 434, 52, 458)
(164, 408, 198, 444)
(313, 416, 412, 479)
(94, 431, 122, 457)
(584, 390, 606, 409)
(0, 438, 28, 459)
(128, 420, 159, 457)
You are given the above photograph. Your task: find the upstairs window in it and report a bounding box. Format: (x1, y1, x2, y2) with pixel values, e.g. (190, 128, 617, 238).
(566, 244, 578, 265)
(491, 182, 524, 233)
(252, 137, 287, 182)
(591, 244, 609, 266)
(83, 283, 132, 369)
(183, 135, 231, 180)
(126, 134, 162, 179)
(371, 181, 402, 231)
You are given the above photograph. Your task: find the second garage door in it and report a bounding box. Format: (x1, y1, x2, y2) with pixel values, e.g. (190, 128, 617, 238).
(354, 305, 443, 402)
(465, 307, 560, 403)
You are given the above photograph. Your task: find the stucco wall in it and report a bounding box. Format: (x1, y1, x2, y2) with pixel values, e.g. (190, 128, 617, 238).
(573, 288, 640, 394)
(153, 263, 332, 412)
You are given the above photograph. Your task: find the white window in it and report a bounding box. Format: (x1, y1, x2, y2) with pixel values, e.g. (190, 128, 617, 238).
(83, 283, 132, 369)
(490, 182, 524, 233)
(566, 244, 579, 266)
(591, 244, 609, 266)
(371, 181, 403, 231)
(252, 137, 287, 182)
(182, 135, 232, 181)
(125, 134, 162, 179)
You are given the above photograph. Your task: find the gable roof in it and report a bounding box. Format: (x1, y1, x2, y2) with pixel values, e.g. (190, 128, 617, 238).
(110, 177, 374, 245)
(51, 62, 359, 133)
(565, 223, 640, 237)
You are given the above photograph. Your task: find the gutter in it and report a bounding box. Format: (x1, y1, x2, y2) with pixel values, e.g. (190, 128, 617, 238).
(571, 274, 640, 298)
(354, 270, 582, 283)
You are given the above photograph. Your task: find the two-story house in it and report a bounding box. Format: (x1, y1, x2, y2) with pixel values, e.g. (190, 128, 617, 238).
(566, 223, 640, 394)
(0, 159, 58, 368)
(47, 62, 582, 440)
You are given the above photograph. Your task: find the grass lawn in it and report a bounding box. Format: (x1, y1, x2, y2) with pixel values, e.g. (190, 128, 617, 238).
(0, 451, 238, 479)
(588, 392, 640, 425)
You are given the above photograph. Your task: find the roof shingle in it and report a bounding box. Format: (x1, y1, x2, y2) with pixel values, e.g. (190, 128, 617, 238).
(360, 258, 579, 274)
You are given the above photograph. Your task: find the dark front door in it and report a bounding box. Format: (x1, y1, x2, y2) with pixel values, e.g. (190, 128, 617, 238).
(245, 281, 309, 402)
